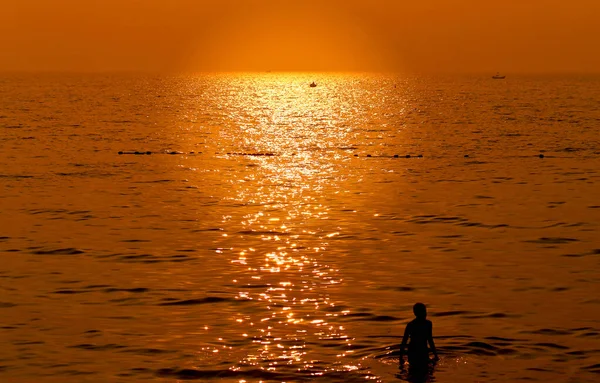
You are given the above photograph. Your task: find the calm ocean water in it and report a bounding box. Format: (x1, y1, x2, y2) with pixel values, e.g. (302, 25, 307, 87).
(1, 73, 599, 382)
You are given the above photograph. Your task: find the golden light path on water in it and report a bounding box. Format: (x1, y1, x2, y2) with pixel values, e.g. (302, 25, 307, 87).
(204, 74, 397, 379)
(230, 76, 351, 377)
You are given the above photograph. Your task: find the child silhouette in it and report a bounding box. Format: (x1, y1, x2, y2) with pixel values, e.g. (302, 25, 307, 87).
(399, 303, 438, 368)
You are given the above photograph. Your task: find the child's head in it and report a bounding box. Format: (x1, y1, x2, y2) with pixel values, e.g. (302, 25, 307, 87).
(413, 302, 427, 319)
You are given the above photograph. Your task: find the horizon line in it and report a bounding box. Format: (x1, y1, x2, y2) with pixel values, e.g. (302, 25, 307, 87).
(1, 69, 600, 76)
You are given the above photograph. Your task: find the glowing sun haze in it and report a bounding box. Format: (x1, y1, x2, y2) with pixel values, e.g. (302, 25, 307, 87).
(2, 0, 599, 73)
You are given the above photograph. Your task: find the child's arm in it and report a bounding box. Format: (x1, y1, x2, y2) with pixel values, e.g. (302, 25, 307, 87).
(399, 324, 410, 359)
(428, 322, 439, 360)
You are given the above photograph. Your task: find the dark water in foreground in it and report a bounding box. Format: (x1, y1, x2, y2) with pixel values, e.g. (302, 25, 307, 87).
(1, 73, 599, 382)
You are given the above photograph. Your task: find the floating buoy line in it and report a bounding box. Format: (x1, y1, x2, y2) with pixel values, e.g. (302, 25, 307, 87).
(118, 151, 549, 158)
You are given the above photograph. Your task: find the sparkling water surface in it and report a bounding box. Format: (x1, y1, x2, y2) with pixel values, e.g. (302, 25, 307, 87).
(1, 73, 599, 382)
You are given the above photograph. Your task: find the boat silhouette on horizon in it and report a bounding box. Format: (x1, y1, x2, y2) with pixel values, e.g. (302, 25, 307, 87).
(492, 72, 506, 79)
(309, 82, 317, 87)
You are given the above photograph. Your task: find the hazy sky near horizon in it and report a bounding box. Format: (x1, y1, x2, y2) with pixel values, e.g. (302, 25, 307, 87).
(1, 0, 599, 73)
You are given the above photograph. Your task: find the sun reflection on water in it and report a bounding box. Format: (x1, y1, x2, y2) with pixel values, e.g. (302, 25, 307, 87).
(218, 74, 371, 377)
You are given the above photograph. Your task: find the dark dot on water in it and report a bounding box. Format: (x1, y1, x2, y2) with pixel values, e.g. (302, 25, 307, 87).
(118, 151, 123, 155)
(539, 154, 545, 158)
(146, 151, 152, 155)
(367, 154, 372, 157)
(405, 154, 411, 158)
(394, 154, 399, 158)
(464, 154, 469, 158)
(417, 154, 423, 158)
(354, 154, 358, 157)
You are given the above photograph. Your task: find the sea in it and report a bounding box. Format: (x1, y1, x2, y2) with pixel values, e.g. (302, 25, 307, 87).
(1, 73, 599, 382)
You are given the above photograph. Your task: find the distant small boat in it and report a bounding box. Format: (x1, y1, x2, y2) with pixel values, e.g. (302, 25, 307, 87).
(492, 72, 505, 79)
(309, 82, 317, 87)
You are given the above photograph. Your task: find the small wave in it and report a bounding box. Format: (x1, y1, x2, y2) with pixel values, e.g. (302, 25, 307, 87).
(340, 312, 400, 322)
(432, 310, 472, 317)
(406, 215, 508, 229)
(108, 253, 194, 264)
(0, 174, 34, 179)
(51, 285, 149, 296)
(534, 342, 570, 350)
(370, 315, 399, 322)
(526, 367, 552, 372)
(158, 297, 231, 306)
(582, 363, 600, 373)
(103, 287, 149, 293)
(521, 328, 572, 336)
(156, 368, 289, 381)
(485, 336, 524, 342)
(341, 312, 372, 319)
(525, 237, 579, 244)
(26, 208, 73, 215)
(12, 340, 44, 346)
(464, 312, 517, 319)
(156, 366, 375, 382)
(53, 289, 89, 294)
(464, 160, 489, 165)
(563, 249, 600, 257)
(133, 179, 176, 183)
(465, 341, 498, 350)
(237, 230, 290, 236)
(69, 343, 127, 351)
(190, 227, 223, 233)
(238, 284, 272, 289)
(32, 248, 84, 255)
(120, 348, 173, 355)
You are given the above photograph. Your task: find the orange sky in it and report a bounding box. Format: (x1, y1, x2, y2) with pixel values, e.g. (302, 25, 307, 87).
(1, 0, 599, 73)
